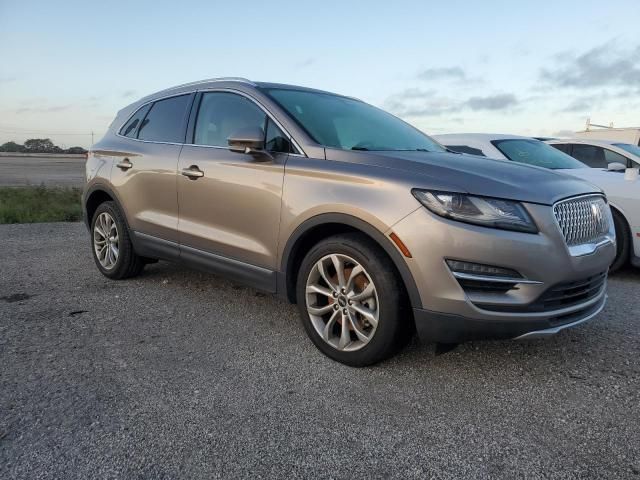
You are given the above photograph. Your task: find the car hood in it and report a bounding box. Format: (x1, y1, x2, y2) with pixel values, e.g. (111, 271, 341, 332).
(326, 149, 602, 205)
(558, 167, 640, 201)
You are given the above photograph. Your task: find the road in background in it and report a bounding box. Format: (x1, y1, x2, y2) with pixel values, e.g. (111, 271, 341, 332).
(1, 223, 639, 479)
(0, 155, 85, 187)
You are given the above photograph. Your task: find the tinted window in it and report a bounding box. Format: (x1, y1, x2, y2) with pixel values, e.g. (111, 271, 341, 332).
(263, 88, 445, 153)
(194, 92, 266, 147)
(550, 143, 570, 154)
(137, 95, 190, 143)
(265, 118, 292, 153)
(492, 139, 586, 169)
(446, 145, 486, 156)
(119, 104, 151, 138)
(570, 144, 607, 168)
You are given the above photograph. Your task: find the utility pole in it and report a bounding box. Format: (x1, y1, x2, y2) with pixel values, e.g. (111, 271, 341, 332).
(91, 130, 94, 146)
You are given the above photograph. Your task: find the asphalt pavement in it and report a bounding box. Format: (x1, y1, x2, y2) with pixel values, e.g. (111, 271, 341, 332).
(1, 222, 639, 479)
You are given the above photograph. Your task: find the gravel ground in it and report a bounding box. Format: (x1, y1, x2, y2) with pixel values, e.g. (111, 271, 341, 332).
(1, 222, 639, 479)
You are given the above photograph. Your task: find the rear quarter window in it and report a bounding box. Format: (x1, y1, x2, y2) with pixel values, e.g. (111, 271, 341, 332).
(119, 104, 151, 138)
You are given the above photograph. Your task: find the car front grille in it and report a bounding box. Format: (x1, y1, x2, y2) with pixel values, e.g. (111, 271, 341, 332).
(553, 195, 609, 246)
(532, 271, 607, 311)
(475, 271, 607, 313)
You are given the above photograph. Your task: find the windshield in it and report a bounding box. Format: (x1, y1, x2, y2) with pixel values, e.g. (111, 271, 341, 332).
(492, 139, 587, 169)
(613, 143, 640, 160)
(262, 88, 446, 152)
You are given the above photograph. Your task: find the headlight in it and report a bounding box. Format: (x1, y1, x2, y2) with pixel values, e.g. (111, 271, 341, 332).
(412, 189, 538, 233)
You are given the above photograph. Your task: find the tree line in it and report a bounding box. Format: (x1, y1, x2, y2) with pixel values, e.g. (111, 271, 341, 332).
(0, 139, 87, 154)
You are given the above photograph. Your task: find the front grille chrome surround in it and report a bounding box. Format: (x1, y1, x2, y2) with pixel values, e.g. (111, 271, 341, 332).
(553, 195, 610, 247)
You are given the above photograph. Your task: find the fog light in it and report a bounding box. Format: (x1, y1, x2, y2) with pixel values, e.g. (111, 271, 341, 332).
(445, 260, 522, 279)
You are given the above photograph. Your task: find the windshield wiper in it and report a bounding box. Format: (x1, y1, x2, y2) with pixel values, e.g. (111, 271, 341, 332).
(351, 146, 370, 151)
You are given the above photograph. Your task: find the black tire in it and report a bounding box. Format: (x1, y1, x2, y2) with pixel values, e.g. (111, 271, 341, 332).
(296, 233, 412, 367)
(610, 209, 630, 273)
(90, 201, 144, 279)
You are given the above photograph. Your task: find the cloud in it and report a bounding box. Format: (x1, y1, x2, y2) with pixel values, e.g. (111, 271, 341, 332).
(384, 88, 461, 117)
(552, 129, 575, 137)
(558, 96, 602, 113)
(295, 58, 315, 68)
(417, 67, 467, 81)
(560, 99, 592, 113)
(122, 90, 136, 98)
(14, 105, 71, 114)
(384, 89, 518, 118)
(540, 42, 640, 88)
(464, 94, 518, 111)
(387, 88, 437, 102)
(0, 75, 17, 84)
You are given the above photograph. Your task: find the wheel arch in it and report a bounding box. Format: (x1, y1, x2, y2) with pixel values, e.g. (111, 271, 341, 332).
(609, 203, 632, 239)
(609, 203, 633, 250)
(279, 213, 421, 308)
(83, 183, 129, 230)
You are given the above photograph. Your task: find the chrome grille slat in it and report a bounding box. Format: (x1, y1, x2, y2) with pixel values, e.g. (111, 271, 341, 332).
(553, 195, 609, 246)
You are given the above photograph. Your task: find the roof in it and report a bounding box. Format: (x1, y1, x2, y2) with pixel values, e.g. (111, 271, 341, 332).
(121, 77, 361, 115)
(547, 138, 621, 146)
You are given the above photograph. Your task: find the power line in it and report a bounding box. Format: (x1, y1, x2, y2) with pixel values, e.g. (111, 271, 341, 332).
(0, 129, 93, 137)
(0, 125, 103, 136)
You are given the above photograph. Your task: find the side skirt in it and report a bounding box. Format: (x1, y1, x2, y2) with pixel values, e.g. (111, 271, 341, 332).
(131, 231, 277, 293)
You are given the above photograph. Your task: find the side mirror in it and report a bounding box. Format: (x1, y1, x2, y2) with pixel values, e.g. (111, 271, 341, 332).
(227, 126, 272, 160)
(607, 162, 626, 171)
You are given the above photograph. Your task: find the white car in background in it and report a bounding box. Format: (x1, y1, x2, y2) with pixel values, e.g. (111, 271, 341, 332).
(546, 138, 640, 169)
(434, 134, 640, 271)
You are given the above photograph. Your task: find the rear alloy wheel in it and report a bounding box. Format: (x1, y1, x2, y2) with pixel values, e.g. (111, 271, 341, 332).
(90, 201, 144, 279)
(297, 233, 411, 366)
(93, 212, 119, 270)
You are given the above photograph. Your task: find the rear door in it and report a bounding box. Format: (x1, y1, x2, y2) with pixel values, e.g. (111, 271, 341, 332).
(110, 94, 193, 243)
(177, 90, 293, 270)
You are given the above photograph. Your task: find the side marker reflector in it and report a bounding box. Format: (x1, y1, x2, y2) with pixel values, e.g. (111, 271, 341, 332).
(389, 232, 412, 258)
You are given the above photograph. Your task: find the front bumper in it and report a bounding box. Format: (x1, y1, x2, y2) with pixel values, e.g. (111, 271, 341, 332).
(413, 291, 606, 343)
(391, 202, 616, 342)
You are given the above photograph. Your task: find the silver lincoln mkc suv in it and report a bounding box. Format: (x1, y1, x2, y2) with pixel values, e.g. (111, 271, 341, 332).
(83, 78, 616, 366)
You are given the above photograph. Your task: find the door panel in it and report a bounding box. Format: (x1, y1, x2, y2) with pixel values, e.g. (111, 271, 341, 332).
(177, 145, 285, 269)
(110, 139, 182, 242)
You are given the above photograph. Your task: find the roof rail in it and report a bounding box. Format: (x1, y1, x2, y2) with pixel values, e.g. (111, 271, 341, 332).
(164, 77, 256, 92)
(133, 77, 258, 105)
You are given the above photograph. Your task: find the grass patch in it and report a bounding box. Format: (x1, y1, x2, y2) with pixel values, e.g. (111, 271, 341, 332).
(0, 186, 82, 223)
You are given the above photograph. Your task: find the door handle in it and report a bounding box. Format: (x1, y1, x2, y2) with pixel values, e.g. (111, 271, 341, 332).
(181, 165, 204, 179)
(116, 158, 132, 170)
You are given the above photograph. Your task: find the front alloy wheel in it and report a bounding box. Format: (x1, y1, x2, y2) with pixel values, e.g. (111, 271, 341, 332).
(305, 254, 379, 352)
(296, 233, 411, 367)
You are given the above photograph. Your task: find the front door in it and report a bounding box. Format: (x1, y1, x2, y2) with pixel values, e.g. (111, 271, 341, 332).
(177, 91, 293, 270)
